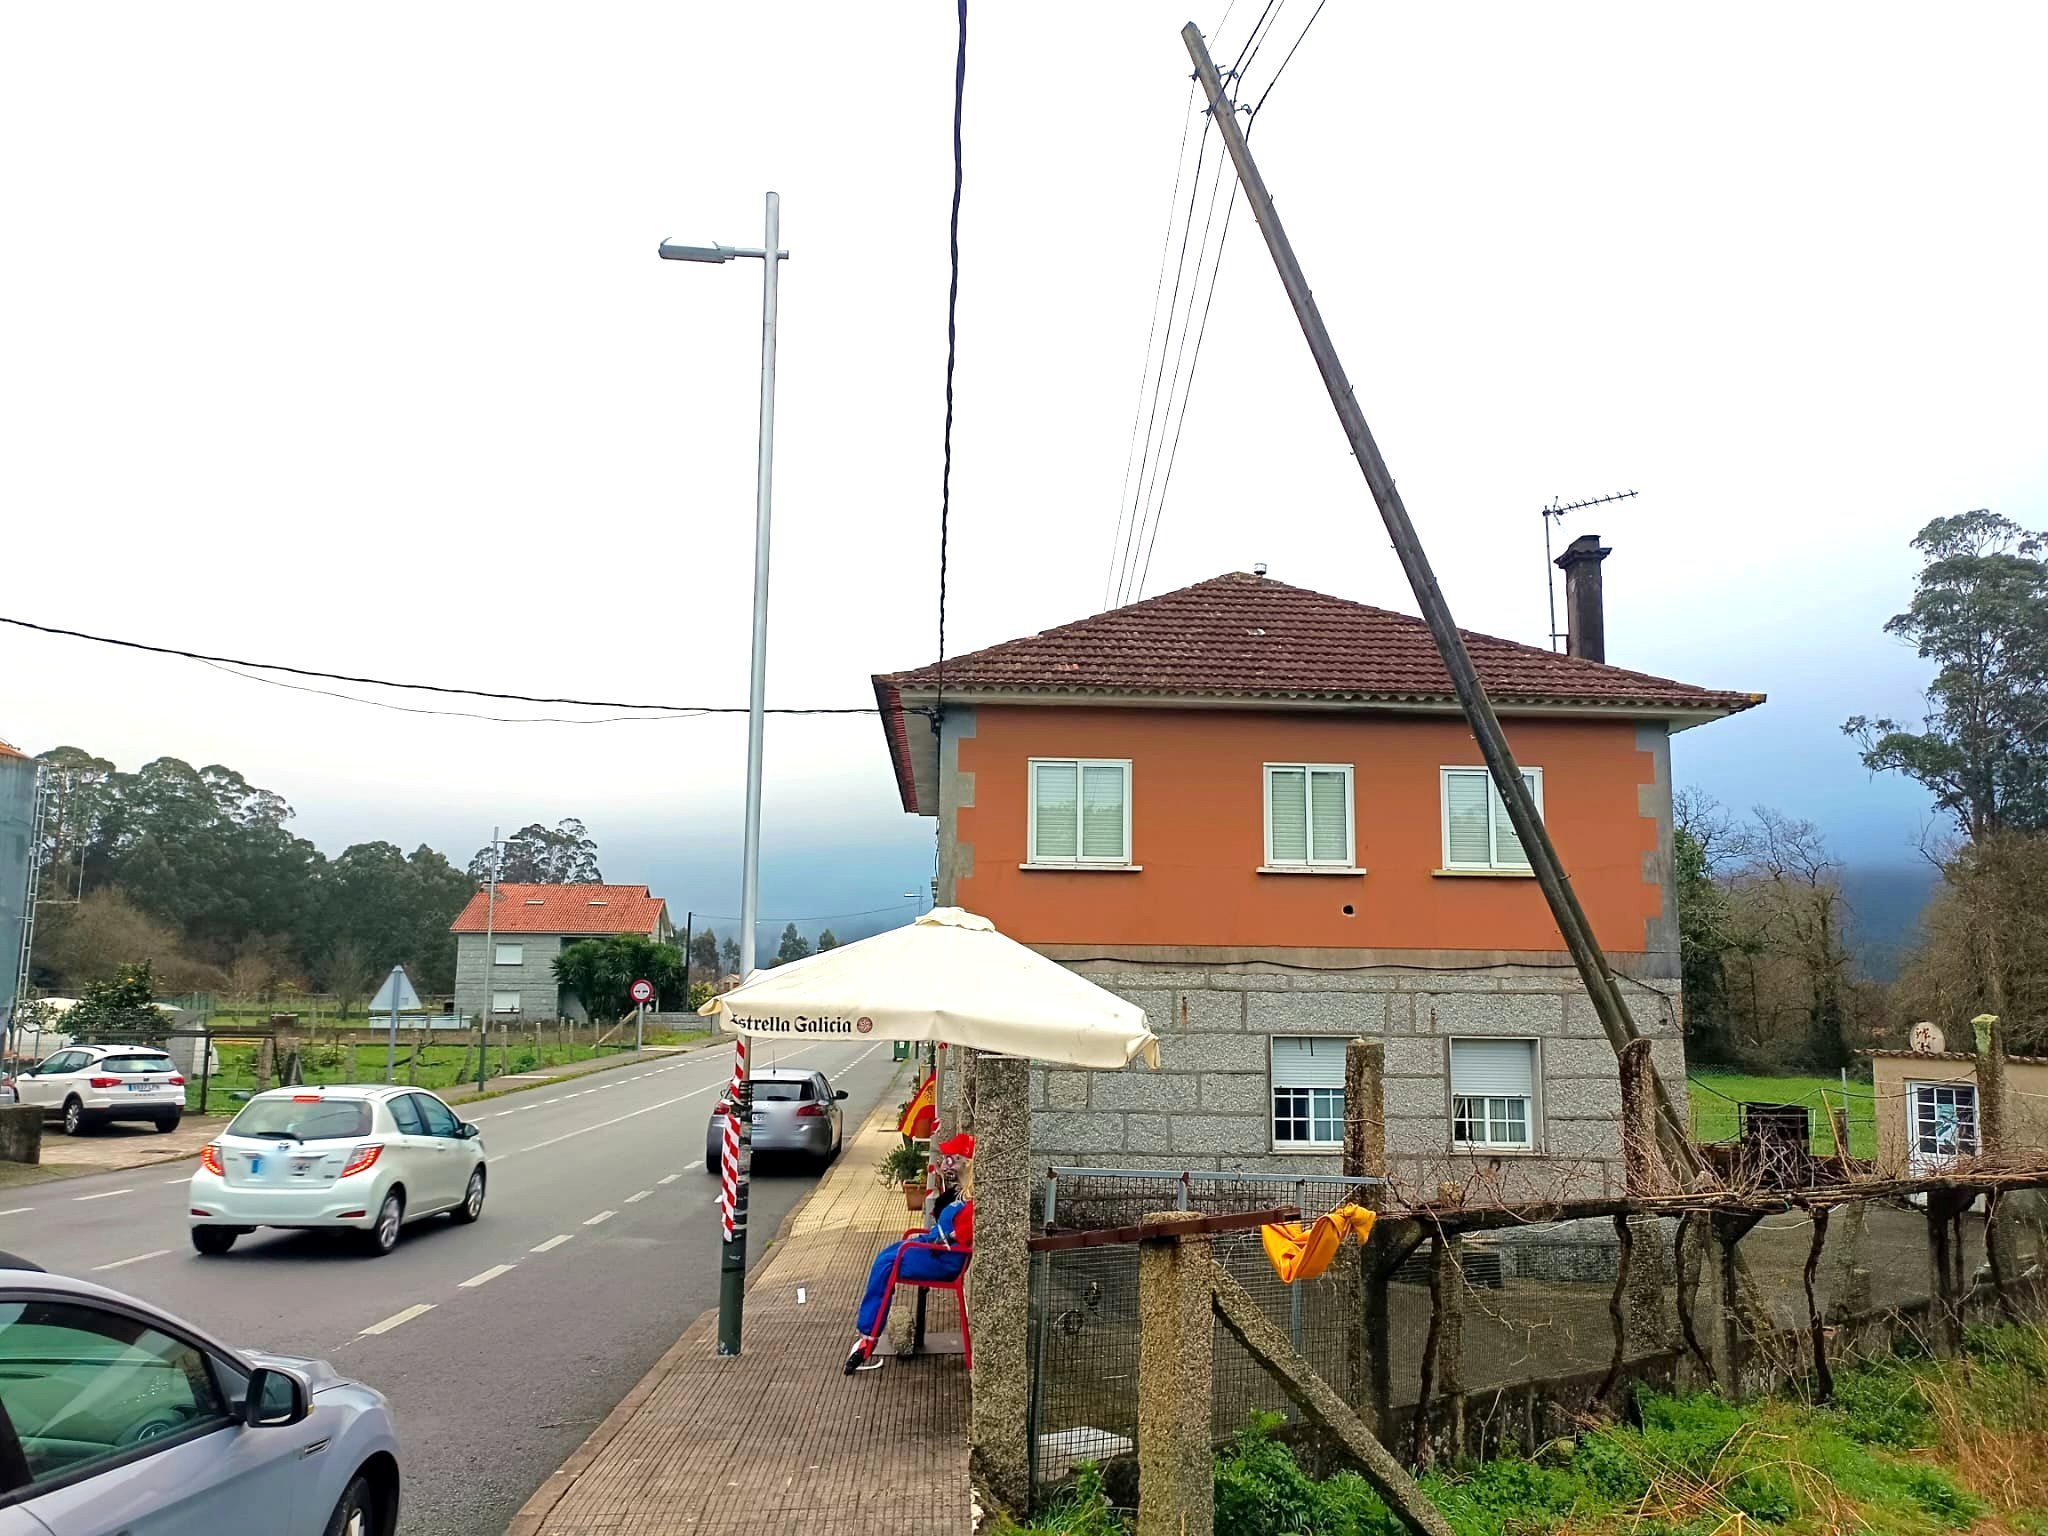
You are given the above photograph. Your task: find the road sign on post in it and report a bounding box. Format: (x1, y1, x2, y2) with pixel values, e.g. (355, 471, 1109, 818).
(630, 978, 653, 1053)
(629, 980, 654, 1005)
(369, 966, 422, 1083)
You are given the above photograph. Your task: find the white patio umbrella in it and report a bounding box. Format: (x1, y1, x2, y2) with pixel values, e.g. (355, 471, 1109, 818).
(698, 907, 1158, 1069)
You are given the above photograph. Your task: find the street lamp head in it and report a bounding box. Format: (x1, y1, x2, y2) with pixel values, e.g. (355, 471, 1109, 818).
(658, 240, 737, 263)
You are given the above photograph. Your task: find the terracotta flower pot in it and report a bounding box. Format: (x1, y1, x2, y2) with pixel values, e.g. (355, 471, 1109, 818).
(903, 1181, 926, 1211)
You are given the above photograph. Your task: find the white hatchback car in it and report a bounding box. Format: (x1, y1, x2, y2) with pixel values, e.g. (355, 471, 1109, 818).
(188, 1085, 486, 1258)
(10, 1044, 186, 1135)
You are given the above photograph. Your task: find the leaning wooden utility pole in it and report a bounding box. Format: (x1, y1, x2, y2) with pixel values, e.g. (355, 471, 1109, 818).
(1181, 22, 1698, 1178)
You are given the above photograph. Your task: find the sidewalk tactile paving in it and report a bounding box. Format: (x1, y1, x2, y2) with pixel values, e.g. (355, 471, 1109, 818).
(514, 1097, 972, 1536)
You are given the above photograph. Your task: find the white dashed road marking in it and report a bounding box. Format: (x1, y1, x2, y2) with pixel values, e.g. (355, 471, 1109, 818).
(459, 1264, 517, 1288)
(93, 1249, 172, 1272)
(74, 1189, 132, 1202)
(360, 1304, 435, 1336)
(683, 1160, 703, 1172)
(657, 1174, 681, 1186)
(0, 1208, 30, 1218)
(584, 1210, 616, 1227)
(625, 1190, 651, 1204)
(530, 1234, 573, 1253)
(163, 1176, 188, 1184)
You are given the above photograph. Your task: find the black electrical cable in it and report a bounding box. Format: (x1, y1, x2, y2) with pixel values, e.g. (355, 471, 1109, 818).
(0, 613, 876, 716)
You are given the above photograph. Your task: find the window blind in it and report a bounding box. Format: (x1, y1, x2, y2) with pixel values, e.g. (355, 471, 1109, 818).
(1269, 769, 1308, 861)
(1309, 769, 1348, 861)
(1444, 772, 1492, 865)
(1449, 1039, 1536, 1097)
(1080, 764, 1126, 859)
(1271, 1036, 1347, 1090)
(1033, 762, 1078, 860)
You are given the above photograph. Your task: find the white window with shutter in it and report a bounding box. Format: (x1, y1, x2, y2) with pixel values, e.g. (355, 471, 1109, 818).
(492, 991, 521, 1016)
(1449, 1038, 1537, 1150)
(1027, 758, 1132, 865)
(1270, 1036, 1346, 1149)
(1263, 764, 1355, 869)
(1440, 766, 1543, 871)
(494, 942, 523, 967)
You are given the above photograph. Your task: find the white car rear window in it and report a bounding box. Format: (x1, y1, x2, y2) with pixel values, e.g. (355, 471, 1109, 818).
(228, 1098, 373, 1141)
(96, 1055, 175, 1075)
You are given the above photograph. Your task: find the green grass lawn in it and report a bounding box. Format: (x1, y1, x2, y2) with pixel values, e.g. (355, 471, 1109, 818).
(1685, 1068, 1878, 1158)
(187, 1031, 704, 1113)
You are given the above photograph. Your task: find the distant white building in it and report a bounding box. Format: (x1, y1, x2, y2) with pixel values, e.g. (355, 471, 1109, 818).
(450, 884, 674, 1023)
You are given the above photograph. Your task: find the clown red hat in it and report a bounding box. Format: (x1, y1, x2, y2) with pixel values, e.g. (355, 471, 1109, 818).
(937, 1132, 976, 1158)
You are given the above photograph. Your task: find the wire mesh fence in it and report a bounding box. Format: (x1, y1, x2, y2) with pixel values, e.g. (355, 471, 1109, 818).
(1023, 1165, 2048, 1510)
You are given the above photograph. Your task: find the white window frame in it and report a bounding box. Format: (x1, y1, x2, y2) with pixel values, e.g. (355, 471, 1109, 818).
(491, 991, 521, 1016)
(1262, 763, 1357, 870)
(1449, 1037, 1539, 1151)
(1269, 1036, 1346, 1151)
(1439, 766, 1544, 871)
(493, 942, 524, 967)
(1907, 1080, 1979, 1166)
(1025, 757, 1133, 867)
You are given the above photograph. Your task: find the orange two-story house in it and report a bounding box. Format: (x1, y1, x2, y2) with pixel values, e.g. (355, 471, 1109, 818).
(874, 563, 1761, 1199)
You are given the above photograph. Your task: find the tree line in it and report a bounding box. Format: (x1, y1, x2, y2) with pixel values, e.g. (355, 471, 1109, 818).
(1679, 510, 2048, 1065)
(23, 757, 617, 1010)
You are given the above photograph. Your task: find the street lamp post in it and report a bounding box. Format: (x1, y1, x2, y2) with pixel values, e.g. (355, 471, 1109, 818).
(659, 192, 788, 1357)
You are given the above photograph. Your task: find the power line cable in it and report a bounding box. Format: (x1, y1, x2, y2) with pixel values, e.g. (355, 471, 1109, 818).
(691, 902, 923, 927)
(1249, 0, 1327, 120)
(197, 660, 708, 726)
(1101, 81, 1199, 612)
(932, 0, 967, 900)
(0, 613, 878, 716)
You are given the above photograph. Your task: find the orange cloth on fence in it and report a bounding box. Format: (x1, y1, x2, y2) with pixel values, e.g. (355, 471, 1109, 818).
(1260, 1204, 1378, 1283)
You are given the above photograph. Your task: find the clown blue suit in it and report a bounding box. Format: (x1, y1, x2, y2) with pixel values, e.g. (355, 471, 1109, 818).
(852, 1198, 969, 1344)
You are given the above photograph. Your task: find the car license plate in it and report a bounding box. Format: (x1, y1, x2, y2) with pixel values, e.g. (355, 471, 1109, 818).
(248, 1156, 263, 1175)
(751, 1112, 766, 1124)
(126, 1083, 157, 1092)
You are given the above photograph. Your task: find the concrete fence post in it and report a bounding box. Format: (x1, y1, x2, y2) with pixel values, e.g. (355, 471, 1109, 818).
(968, 1053, 1031, 1516)
(1137, 1213, 1216, 1536)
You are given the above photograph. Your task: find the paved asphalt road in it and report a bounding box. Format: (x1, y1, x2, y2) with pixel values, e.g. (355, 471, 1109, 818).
(6, 1037, 909, 1536)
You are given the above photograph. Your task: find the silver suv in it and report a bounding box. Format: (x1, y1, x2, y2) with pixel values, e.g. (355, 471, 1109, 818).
(10, 1045, 185, 1135)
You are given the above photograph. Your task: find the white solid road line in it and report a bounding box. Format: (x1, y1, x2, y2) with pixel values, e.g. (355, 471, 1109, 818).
(657, 1173, 681, 1185)
(360, 1303, 435, 1336)
(624, 1190, 651, 1203)
(583, 1210, 616, 1226)
(73, 1189, 132, 1202)
(530, 1234, 573, 1253)
(92, 1249, 173, 1272)
(459, 1264, 517, 1288)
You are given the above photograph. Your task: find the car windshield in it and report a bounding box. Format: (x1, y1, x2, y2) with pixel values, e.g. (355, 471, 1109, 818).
(753, 1080, 815, 1102)
(227, 1098, 372, 1142)
(96, 1055, 174, 1075)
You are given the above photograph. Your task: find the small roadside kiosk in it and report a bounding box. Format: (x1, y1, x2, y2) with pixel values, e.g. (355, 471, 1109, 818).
(697, 907, 1158, 1494)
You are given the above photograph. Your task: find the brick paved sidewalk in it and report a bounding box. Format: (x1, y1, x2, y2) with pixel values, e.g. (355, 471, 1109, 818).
(508, 1093, 974, 1536)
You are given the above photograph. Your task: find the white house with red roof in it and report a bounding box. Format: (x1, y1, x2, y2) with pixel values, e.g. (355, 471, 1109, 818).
(872, 559, 1762, 1200)
(450, 884, 674, 1023)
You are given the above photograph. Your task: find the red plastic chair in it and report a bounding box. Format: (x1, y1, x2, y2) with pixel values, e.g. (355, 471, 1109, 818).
(878, 1199, 975, 1369)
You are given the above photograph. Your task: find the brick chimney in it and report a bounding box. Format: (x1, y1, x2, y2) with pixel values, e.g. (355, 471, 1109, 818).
(1554, 533, 1612, 663)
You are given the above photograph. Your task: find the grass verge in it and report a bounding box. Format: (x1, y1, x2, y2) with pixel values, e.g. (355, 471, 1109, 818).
(1687, 1069, 1878, 1159)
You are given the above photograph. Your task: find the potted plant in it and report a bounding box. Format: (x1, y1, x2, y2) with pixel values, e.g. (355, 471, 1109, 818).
(876, 1135, 928, 1209)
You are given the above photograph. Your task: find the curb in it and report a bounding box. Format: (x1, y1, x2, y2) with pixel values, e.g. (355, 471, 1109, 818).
(504, 1058, 912, 1536)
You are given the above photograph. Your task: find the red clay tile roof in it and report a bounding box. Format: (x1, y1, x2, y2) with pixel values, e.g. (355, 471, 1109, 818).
(873, 573, 1762, 812)
(0, 739, 27, 761)
(450, 884, 668, 935)
(880, 573, 1760, 711)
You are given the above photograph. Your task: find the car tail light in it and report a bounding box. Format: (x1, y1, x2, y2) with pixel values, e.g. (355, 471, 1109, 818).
(200, 1144, 224, 1176)
(170, 1075, 185, 1087)
(795, 1103, 827, 1118)
(341, 1144, 383, 1178)
(291, 1094, 321, 1103)
(89, 1076, 120, 1089)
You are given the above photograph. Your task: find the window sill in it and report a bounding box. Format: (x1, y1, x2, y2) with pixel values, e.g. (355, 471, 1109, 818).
(1268, 1144, 1345, 1155)
(1431, 867, 1535, 879)
(1451, 1143, 1541, 1156)
(1018, 862, 1143, 873)
(1257, 865, 1367, 877)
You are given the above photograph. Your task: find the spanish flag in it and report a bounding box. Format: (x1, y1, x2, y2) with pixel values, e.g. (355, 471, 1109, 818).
(898, 1074, 937, 1139)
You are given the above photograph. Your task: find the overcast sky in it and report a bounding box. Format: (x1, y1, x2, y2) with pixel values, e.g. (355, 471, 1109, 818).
(4, 3, 2044, 941)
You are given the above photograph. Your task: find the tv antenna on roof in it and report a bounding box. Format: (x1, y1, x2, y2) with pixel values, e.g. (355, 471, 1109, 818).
(1542, 490, 1637, 650)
